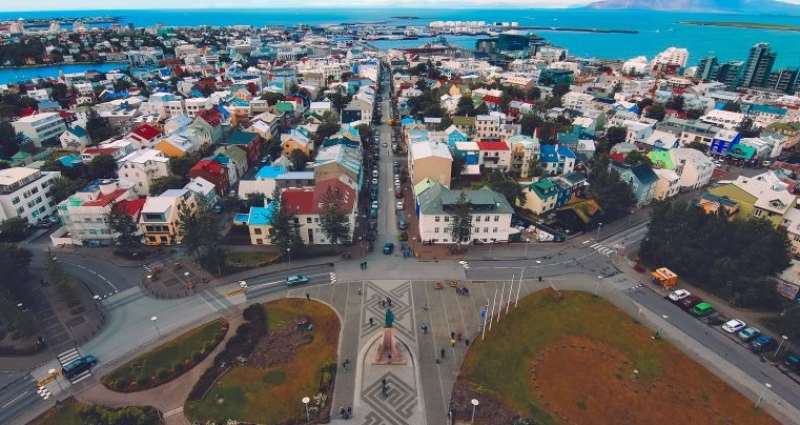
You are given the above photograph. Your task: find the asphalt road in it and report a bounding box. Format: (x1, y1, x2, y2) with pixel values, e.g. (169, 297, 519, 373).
(0, 376, 41, 425)
(243, 264, 335, 299)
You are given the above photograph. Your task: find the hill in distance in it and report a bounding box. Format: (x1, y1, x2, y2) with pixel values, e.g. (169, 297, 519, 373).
(584, 0, 800, 14)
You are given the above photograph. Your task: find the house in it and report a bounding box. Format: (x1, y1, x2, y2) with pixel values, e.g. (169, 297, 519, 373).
(184, 177, 218, 205)
(672, 148, 714, 190)
(189, 159, 230, 196)
(154, 132, 198, 158)
(212, 145, 248, 181)
(698, 193, 739, 219)
(700, 109, 744, 131)
(520, 178, 559, 215)
(444, 125, 468, 148)
(0, 167, 60, 222)
(139, 188, 196, 246)
(641, 130, 681, 151)
(12, 112, 66, 147)
(609, 162, 659, 207)
(779, 208, 800, 256)
(539, 144, 576, 176)
(710, 129, 742, 156)
(275, 178, 357, 245)
(190, 108, 227, 147)
(653, 169, 681, 200)
(555, 199, 602, 234)
(415, 184, 515, 244)
(410, 141, 453, 188)
(53, 180, 139, 246)
(707, 175, 796, 227)
(314, 144, 362, 186)
(59, 126, 90, 150)
(117, 148, 171, 196)
(476, 140, 511, 170)
(126, 123, 163, 150)
(342, 98, 373, 124)
(238, 164, 287, 200)
(509, 135, 541, 179)
(246, 202, 277, 245)
(248, 112, 281, 141)
(81, 140, 136, 163)
(280, 126, 313, 157)
(222, 131, 263, 166)
(452, 116, 476, 138)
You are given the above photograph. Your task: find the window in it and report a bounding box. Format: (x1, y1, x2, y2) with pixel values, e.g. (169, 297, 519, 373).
(254, 228, 262, 235)
(256, 239, 263, 245)
(485, 216, 490, 222)
(754, 209, 763, 217)
(493, 227, 498, 233)
(444, 216, 450, 222)
(435, 216, 440, 222)
(484, 227, 489, 233)
(476, 216, 481, 222)
(31, 187, 39, 194)
(434, 228, 440, 234)
(11, 197, 20, 205)
(494, 215, 499, 222)
(473, 227, 479, 233)
(793, 234, 800, 242)
(16, 207, 24, 215)
(306, 217, 313, 224)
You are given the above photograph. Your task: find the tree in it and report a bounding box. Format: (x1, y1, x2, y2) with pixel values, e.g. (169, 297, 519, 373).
(260, 91, 285, 106)
(606, 126, 627, 146)
(50, 177, 89, 203)
(685, 108, 704, 120)
(451, 156, 466, 179)
(644, 103, 667, 122)
(86, 115, 113, 142)
(526, 87, 542, 101)
(47, 250, 78, 305)
(723, 102, 741, 113)
(168, 154, 200, 177)
(318, 186, 351, 251)
(684, 141, 708, 152)
(456, 95, 475, 116)
(447, 192, 473, 244)
(520, 113, 544, 137)
(268, 187, 303, 251)
(0, 217, 28, 242)
(624, 150, 653, 166)
(586, 159, 636, 222)
(176, 196, 226, 274)
(552, 83, 570, 99)
(737, 117, 760, 138)
(665, 95, 685, 112)
(288, 149, 309, 171)
(108, 204, 140, 253)
(487, 170, 525, 206)
(0, 243, 32, 294)
(149, 175, 184, 196)
(474, 102, 489, 116)
(88, 154, 117, 180)
(0, 121, 21, 159)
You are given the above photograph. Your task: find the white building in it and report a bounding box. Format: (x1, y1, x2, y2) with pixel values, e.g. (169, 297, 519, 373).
(653, 168, 681, 200)
(415, 184, 515, 244)
(562, 92, 595, 113)
(54, 179, 139, 246)
(700, 109, 745, 131)
(12, 112, 66, 147)
(622, 56, 650, 75)
(672, 148, 714, 190)
(117, 148, 171, 196)
(0, 167, 60, 222)
(651, 47, 689, 69)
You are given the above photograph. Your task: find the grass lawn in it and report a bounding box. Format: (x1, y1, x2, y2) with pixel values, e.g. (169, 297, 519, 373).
(226, 250, 280, 267)
(184, 299, 340, 424)
(103, 319, 227, 390)
(29, 398, 162, 425)
(456, 290, 781, 425)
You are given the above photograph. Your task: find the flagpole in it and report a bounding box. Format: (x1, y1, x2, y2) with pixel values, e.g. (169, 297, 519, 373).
(506, 274, 514, 315)
(488, 289, 498, 331)
(497, 282, 506, 323)
(516, 269, 524, 307)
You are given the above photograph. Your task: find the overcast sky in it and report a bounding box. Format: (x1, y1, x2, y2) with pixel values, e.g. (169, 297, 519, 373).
(3, 0, 800, 12)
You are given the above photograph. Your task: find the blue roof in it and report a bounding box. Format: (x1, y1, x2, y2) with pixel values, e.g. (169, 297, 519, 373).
(255, 164, 286, 179)
(558, 145, 576, 159)
(58, 154, 82, 168)
(247, 203, 276, 226)
(215, 105, 231, 118)
(207, 153, 230, 166)
(540, 144, 558, 163)
(749, 104, 787, 116)
(68, 126, 87, 137)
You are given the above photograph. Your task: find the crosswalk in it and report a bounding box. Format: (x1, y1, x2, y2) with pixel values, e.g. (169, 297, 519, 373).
(589, 242, 619, 257)
(56, 348, 92, 385)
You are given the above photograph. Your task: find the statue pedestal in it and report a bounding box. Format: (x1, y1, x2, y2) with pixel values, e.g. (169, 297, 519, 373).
(371, 328, 406, 365)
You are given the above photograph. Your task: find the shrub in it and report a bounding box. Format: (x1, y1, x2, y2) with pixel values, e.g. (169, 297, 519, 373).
(114, 379, 128, 390)
(136, 376, 149, 387)
(192, 350, 203, 362)
(173, 362, 185, 373)
(202, 342, 213, 353)
(156, 368, 169, 380)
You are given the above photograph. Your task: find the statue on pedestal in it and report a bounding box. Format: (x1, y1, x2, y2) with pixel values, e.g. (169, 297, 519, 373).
(371, 308, 406, 365)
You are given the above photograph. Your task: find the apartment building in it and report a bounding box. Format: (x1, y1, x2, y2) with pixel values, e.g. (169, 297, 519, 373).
(0, 167, 60, 222)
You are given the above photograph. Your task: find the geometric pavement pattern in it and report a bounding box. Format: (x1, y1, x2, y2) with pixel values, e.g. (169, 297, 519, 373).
(360, 371, 418, 425)
(360, 281, 414, 342)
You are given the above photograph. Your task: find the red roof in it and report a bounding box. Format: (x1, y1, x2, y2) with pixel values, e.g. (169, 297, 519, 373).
(83, 147, 118, 155)
(476, 141, 510, 151)
(130, 123, 162, 141)
(59, 111, 75, 119)
(83, 188, 128, 207)
(196, 108, 222, 127)
(482, 95, 502, 104)
(314, 179, 356, 213)
(282, 188, 316, 215)
(191, 159, 226, 174)
(115, 198, 146, 219)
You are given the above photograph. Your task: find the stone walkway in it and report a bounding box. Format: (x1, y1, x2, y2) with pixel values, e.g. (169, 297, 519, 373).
(77, 314, 243, 425)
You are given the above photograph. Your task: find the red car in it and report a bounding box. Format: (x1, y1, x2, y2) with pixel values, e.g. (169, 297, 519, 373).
(678, 295, 703, 309)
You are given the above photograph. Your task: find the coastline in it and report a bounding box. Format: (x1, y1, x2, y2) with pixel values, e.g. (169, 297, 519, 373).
(0, 60, 129, 71)
(680, 21, 800, 32)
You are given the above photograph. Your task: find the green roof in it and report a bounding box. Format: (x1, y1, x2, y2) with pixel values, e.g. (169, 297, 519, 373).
(414, 178, 437, 197)
(648, 151, 674, 169)
(275, 102, 295, 113)
(727, 143, 756, 160)
(527, 178, 557, 199)
(417, 184, 514, 215)
(11, 151, 31, 160)
(452, 116, 476, 127)
(225, 131, 259, 145)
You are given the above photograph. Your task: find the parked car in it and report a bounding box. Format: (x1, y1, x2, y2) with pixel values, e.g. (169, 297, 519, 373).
(398, 220, 408, 230)
(62, 355, 98, 379)
(396, 201, 404, 210)
(721, 319, 746, 333)
(370, 207, 377, 219)
(678, 295, 703, 309)
(369, 220, 377, 231)
(286, 275, 309, 286)
(668, 289, 691, 302)
(690, 302, 715, 317)
(737, 327, 760, 342)
(383, 242, 394, 254)
(784, 355, 800, 374)
(395, 188, 403, 199)
(213, 203, 223, 214)
(751, 335, 778, 353)
(372, 178, 378, 185)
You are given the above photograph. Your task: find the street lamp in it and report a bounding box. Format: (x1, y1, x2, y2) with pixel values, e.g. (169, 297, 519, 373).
(48, 368, 63, 391)
(524, 238, 532, 259)
(151, 316, 161, 338)
(755, 383, 772, 408)
(653, 315, 668, 339)
(596, 222, 603, 241)
(287, 247, 292, 265)
(534, 260, 542, 281)
(776, 335, 789, 356)
(594, 275, 603, 296)
(629, 210, 635, 225)
(471, 398, 479, 424)
(302, 396, 311, 422)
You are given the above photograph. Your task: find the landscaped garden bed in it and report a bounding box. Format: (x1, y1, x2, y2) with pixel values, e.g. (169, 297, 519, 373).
(29, 397, 162, 425)
(451, 290, 781, 425)
(102, 318, 228, 392)
(185, 298, 340, 425)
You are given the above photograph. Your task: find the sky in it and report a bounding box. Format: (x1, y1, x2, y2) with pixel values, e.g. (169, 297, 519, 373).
(2, 0, 800, 12)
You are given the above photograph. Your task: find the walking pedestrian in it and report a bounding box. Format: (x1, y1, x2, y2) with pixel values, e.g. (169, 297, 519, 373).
(347, 407, 352, 419)
(465, 338, 470, 347)
(450, 331, 455, 339)
(382, 378, 387, 389)
(369, 317, 374, 326)
(305, 292, 310, 301)
(457, 332, 462, 341)
(387, 297, 392, 307)
(423, 303, 428, 311)
(451, 338, 456, 347)
(440, 348, 445, 359)
(340, 407, 346, 418)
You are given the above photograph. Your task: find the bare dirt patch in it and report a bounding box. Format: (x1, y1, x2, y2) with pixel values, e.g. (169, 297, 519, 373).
(250, 315, 313, 368)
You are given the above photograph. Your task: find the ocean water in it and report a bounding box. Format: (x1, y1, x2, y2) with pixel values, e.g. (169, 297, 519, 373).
(2, 8, 800, 82)
(0, 62, 128, 85)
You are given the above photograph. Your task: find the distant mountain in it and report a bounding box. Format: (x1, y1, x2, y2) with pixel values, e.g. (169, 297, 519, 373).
(584, 0, 800, 14)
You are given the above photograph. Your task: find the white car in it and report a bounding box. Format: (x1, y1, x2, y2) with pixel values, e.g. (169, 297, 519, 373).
(372, 178, 378, 185)
(722, 319, 746, 333)
(383, 142, 388, 147)
(668, 289, 691, 302)
(396, 201, 404, 210)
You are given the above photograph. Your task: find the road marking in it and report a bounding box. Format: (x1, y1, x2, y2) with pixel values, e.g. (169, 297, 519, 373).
(247, 272, 330, 290)
(1, 391, 29, 409)
(61, 261, 118, 291)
